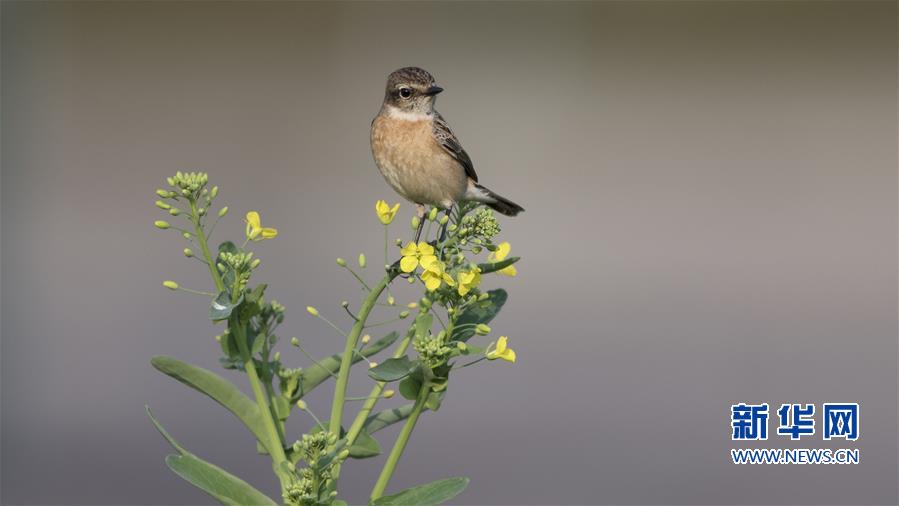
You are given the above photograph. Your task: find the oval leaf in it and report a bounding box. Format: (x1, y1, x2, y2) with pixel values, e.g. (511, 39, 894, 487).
(368, 356, 417, 382)
(372, 477, 470, 506)
(450, 289, 507, 342)
(210, 291, 242, 322)
(348, 430, 382, 459)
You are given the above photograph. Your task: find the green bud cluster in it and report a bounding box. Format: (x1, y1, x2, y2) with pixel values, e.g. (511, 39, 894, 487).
(283, 467, 316, 505)
(218, 251, 258, 290)
(413, 333, 454, 369)
(464, 207, 500, 240)
(168, 171, 209, 199)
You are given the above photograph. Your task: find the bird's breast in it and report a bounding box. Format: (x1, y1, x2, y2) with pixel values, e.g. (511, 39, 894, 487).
(370, 114, 466, 206)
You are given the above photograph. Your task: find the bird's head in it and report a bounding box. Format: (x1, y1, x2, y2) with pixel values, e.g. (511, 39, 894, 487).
(383, 67, 443, 115)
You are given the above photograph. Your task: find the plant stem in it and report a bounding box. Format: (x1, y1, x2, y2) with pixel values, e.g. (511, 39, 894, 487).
(231, 316, 291, 491)
(189, 199, 224, 292)
(370, 382, 430, 501)
(328, 273, 394, 449)
(190, 201, 288, 491)
(330, 328, 415, 481)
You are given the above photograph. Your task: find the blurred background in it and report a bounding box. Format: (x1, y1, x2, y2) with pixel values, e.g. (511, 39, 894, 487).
(2, 1, 896, 505)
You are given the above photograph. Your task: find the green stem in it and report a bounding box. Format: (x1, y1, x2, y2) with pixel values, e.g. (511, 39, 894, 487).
(331, 327, 415, 481)
(328, 272, 395, 449)
(189, 200, 224, 292)
(370, 382, 430, 501)
(232, 317, 291, 490)
(190, 200, 288, 491)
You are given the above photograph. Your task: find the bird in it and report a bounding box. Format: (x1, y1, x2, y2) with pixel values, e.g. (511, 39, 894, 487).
(371, 67, 523, 242)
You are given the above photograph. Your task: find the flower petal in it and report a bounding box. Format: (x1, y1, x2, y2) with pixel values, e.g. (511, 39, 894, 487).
(499, 265, 517, 277)
(417, 242, 435, 256)
(400, 256, 419, 273)
(499, 348, 516, 363)
(494, 242, 511, 261)
(400, 242, 418, 257)
(261, 227, 278, 239)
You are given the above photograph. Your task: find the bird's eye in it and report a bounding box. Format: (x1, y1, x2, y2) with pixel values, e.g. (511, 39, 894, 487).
(398, 87, 412, 99)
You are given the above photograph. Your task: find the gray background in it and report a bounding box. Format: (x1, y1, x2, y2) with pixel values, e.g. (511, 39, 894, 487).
(2, 1, 897, 505)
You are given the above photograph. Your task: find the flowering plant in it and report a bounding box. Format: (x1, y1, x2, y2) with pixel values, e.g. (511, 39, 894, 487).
(148, 173, 521, 505)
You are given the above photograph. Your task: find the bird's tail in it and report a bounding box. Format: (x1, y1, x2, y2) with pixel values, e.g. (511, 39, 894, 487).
(468, 182, 524, 217)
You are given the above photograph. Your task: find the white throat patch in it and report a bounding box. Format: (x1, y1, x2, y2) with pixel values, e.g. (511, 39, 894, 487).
(385, 106, 431, 122)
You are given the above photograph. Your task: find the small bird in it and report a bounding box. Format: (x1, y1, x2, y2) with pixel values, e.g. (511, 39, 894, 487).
(371, 67, 523, 241)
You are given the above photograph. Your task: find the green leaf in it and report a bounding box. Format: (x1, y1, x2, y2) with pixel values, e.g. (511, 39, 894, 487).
(147, 406, 276, 505)
(414, 313, 433, 339)
(363, 404, 417, 434)
(348, 430, 382, 459)
(210, 291, 242, 322)
(372, 477, 469, 506)
(299, 331, 399, 395)
(477, 256, 519, 275)
(218, 240, 239, 255)
(250, 332, 266, 356)
(166, 454, 277, 505)
(451, 289, 507, 342)
(146, 406, 188, 455)
(425, 390, 445, 412)
(368, 356, 417, 382)
(151, 356, 272, 454)
(398, 374, 422, 401)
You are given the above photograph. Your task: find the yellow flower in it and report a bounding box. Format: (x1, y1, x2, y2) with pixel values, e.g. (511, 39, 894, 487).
(245, 211, 278, 241)
(457, 267, 482, 296)
(486, 336, 516, 363)
(399, 241, 436, 273)
(375, 200, 401, 225)
(420, 256, 455, 291)
(488, 241, 517, 277)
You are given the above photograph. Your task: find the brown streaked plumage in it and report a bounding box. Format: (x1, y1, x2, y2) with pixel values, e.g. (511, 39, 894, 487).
(370, 67, 524, 218)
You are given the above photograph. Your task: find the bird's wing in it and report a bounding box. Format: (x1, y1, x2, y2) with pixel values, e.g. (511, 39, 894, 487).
(432, 112, 477, 182)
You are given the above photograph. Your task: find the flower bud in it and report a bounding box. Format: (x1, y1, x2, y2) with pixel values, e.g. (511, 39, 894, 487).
(456, 342, 467, 351)
(306, 306, 319, 316)
(383, 389, 395, 399)
(182, 231, 192, 239)
(291, 337, 300, 347)
(399, 310, 410, 319)
(155, 200, 171, 210)
(395, 238, 403, 247)
(407, 302, 418, 309)
(338, 449, 350, 460)
(296, 400, 307, 410)
(428, 207, 439, 221)
(478, 293, 490, 301)
(358, 253, 366, 268)
(217, 206, 228, 217)
(411, 217, 420, 230)
(361, 334, 371, 344)
(154, 220, 171, 229)
(341, 300, 349, 308)
(197, 207, 206, 216)
(472, 246, 482, 254)
(183, 248, 194, 257)
(439, 214, 450, 225)
(336, 257, 347, 267)
(163, 280, 179, 290)
(168, 208, 181, 216)
(250, 258, 261, 269)
(407, 277, 415, 284)
(448, 224, 458, 232)
(387, 295, 395, 306)
(215, 334, 222, 342)
(369, 362, 378, 368)
(210, 186, 219, 199)
(273, 351, 281, 361)
(217, 262, 226, 272)
(419, 298, 432, 309)
(328, 433, 338, 445)
(447, 307, 455, 315)
(156, 189, 172, 198)
(476, 324, 491, 335)
(166, 177, 175, 186)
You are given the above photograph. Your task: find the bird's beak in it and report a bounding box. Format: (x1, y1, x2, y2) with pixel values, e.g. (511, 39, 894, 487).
(424, 85, 444, 96)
